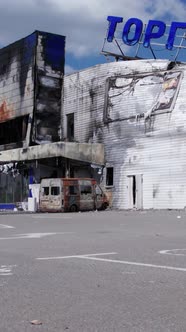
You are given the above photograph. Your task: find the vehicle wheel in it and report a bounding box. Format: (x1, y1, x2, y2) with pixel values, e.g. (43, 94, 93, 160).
(69, 204, 78, 212)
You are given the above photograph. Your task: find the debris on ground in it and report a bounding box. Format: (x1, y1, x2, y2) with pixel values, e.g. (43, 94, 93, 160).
(30, 320, 42, 325)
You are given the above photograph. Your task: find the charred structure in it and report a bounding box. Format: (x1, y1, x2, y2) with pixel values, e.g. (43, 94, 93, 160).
(0, 31, 104, 207)
(0, 30, 186, 210)
(63, 60, 186, 209)
(0, 30, 65, 151)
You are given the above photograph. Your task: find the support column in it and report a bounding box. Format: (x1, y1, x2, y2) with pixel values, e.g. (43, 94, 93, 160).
(65, 159, 70, 178)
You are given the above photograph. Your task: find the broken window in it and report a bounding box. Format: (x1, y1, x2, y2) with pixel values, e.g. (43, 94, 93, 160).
(51, 186, 60, 196)
(0, 115, 29, 146)
(42, 187, 49, 196)
(69, 185, 78, 195)
(33, 73, 62, 144)
(80, 185, 92, 195)
(106, 167, 114, 186)
(67, 113, 74, 141)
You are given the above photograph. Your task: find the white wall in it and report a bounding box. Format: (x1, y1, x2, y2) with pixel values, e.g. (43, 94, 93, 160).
(63, 60, 186, 209)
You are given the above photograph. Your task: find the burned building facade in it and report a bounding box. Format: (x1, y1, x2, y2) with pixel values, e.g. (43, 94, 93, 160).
(0, 31, 104, 207)
(0, 30, 65, 205)
(63, 60, 186, 209)
(0, 30, 186, 209)
(0, 30, 66, 150)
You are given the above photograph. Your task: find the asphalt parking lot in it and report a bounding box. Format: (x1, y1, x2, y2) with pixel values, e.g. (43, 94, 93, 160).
(0, 210, 186, 332)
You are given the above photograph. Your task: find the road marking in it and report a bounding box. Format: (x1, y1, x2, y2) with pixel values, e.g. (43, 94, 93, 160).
(0, 265, 16, 276)
(159, 249, 186, 256)
(78, 256, 186, 272)
(36, 252, 117, 260)
(0, 232, 74, 240)
(32, 216, 72, 219)
(37, 252, 186, 272)
(0, 224, 15, 229)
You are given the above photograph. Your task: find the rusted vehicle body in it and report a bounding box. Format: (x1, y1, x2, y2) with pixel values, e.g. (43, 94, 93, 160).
(39, 178, 109, 212)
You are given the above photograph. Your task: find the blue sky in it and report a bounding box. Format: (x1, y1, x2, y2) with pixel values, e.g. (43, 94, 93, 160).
(1, 0, 186, 73)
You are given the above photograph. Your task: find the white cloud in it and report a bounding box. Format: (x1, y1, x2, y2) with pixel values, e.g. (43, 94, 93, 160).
(65, 64, 77, 74)
(0, 0, 186, 59)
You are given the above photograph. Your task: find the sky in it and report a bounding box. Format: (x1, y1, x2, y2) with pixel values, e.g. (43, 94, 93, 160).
(1, 0, 186, 74)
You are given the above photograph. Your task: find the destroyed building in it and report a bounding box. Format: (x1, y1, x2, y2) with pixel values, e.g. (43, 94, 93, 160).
(63, 60, 186, 209)
(0, 31, 186, 209)
(0, 30, 104, 208)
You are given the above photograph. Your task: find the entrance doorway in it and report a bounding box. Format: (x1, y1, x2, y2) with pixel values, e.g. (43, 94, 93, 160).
(127, 174, 143, 209)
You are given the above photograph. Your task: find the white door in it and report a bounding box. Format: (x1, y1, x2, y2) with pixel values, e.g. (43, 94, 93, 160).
(127, 175, 143, 209)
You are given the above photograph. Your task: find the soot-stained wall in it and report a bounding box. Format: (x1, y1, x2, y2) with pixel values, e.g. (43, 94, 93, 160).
(63, 60, 186, 209)
(33, 31, 65, 144)
(0, 32, 36, 150)
(0, 31, 65, 150)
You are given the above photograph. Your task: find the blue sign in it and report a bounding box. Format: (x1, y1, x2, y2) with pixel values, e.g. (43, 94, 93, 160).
(107, 16, 186, 50)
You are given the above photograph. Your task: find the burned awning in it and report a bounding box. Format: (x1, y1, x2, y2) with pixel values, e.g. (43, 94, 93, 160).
(0, 142, 105, 166)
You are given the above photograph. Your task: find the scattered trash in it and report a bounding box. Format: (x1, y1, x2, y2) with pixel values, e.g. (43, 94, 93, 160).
(30, 320, 42, 325)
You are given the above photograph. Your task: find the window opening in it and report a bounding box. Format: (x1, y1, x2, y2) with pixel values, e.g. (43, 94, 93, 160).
(69, 185, 78, 195)
(106, 167, 113, 186)
(67, 113, 74, 141)
(42, 187, 49, 196)
(0, 115, 29, 145)
(51, 186, 60, 196)
(80, 185, 92, 194)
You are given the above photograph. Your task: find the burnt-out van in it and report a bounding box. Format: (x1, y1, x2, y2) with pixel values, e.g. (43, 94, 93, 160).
(39, 178, 109, 212)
